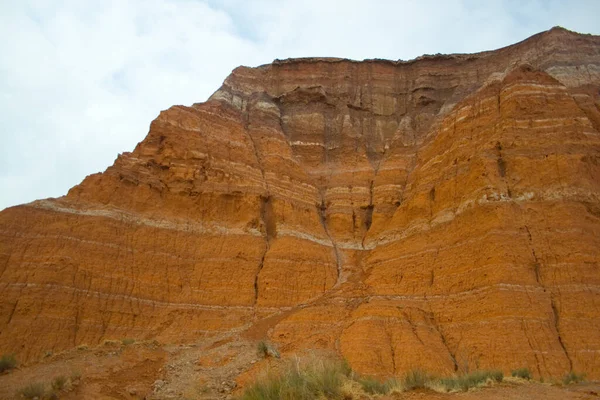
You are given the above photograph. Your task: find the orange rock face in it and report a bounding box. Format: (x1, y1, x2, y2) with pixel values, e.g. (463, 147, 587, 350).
(1, 27, 600, 379)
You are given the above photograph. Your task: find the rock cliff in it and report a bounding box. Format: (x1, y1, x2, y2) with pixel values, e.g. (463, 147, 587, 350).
(1, 27, 599, 379)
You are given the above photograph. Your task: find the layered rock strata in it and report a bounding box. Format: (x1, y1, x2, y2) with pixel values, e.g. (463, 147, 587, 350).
(1, 27, 600, 378)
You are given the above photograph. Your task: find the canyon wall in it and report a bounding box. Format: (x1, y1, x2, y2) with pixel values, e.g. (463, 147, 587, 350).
(1, 27, 600, 378)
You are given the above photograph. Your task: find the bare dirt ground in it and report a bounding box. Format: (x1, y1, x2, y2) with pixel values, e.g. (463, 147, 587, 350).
(0, 332, 268, 400)
(1, 335, 598, 400)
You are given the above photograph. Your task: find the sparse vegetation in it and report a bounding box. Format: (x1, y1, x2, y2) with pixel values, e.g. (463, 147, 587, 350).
(490, 370, 504, 382)
(239, 358, 351, 400)
(239, 360, 509, 399)
(0, 353, 17, 373)
(51, 375, 67, 391)
(439, 370, 503, 392)
(491, 370, 504, 382)
(563, 371, 585, 385)
(257, 340, 269, 357)
(121, 338, 135, 345)
(18, 382, 46, 399)
(256, 340, 280, 359)
(511, 367, 532, 380)
(70, 370, 82, 383)
(403, 369, 432, 390)
(357, 376, 396, 394)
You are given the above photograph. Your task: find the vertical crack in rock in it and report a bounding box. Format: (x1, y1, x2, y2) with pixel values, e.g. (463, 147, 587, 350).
(253, 194, 274, 307)
(361, 180, 375, 249)
(317, 193, 342, 287)
(525, 225, 573, 372)
(572, 92, 600, 133)
(273, 98, 290, 139)
(496, 144, 506, 177)
(524, 224, 560, 372)
(0, 256, 9, 281)
(428, 186, 436, 219)
(524, 226, 542, 284)
(551, 298, 573, 372)
(260, 195, 277, 243)
(495, 141, 511, 197)
(253, 248, 268, 306)
(402, 311, 425, 346)
(242, 102, 272, 307)
(6, 300, 18, 325)
(428, 309, 459, 371)
(429, 269, 435, 287)
(73, 307, 81, 347)
(383, 319, 397, 374)
(522, 320, 543, 376)
(243, 102, 269, 193)
(532, 250, 541, 284)
(429, 187, 436, 201)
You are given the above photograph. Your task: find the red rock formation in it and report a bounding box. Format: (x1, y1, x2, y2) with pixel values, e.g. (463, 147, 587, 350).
(1, 27, 599, 379)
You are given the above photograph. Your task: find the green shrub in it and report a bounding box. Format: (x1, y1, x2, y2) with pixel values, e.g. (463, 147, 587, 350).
(257, 341, 269, 357)
(491, 370, 504, 383)
(339, 359, 352, 377)
(358, 377, 389, 394)
(511, 367, 531, 380)
(51, 375, 67, 391)
(403, 369, 430, 390)
(0, 354, 17, 373)
(256, 341, 280, 359)
(440, 370, 503, 392)
(563, 371, 585, 385)
(18, 382, 46, 399)
(240, 358, 351, 400)
(121, 338, 135, 345)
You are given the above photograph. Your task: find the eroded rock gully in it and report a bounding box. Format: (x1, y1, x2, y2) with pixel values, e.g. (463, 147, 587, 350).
(1, 27, 600, 379)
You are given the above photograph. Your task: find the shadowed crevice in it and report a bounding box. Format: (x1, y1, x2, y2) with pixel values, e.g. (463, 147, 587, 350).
(361, 180, 375, 248)
(551, 298, 573, 372)
(317, 195, 342, 287)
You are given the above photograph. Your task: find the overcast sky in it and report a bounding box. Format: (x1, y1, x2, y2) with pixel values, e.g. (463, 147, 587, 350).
(1, 0, 599, 210)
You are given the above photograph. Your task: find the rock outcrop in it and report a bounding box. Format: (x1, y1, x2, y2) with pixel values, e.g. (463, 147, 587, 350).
(1, 27, 599, 379)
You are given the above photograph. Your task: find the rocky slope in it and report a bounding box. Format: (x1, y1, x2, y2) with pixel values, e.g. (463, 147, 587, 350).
(1, 27, 599, 380)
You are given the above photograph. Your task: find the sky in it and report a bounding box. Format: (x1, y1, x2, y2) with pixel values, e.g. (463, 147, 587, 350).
(1, 0, 599, 211)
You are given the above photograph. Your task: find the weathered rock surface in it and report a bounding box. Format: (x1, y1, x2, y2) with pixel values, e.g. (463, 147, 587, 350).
(1, 27, 599, 379)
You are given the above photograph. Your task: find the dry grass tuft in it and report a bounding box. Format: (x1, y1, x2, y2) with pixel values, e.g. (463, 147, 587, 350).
(18, 382, 46, 399)
(511, 367, 531, 380)
(51, 375, 68, 391)
(439, 370, 503, 392)
(239, 357, 351, 400)
(563, 371, 585, 385)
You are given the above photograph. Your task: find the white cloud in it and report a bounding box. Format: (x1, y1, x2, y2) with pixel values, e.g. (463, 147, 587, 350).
(1, 0, 598, 210)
